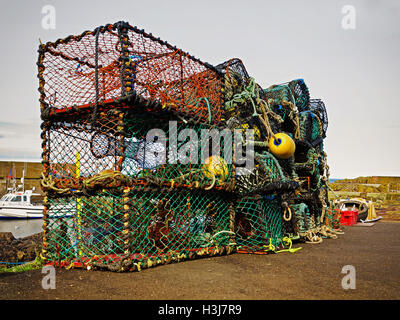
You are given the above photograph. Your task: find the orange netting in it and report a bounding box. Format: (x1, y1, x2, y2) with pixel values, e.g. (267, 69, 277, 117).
(39, 22, 223, 124)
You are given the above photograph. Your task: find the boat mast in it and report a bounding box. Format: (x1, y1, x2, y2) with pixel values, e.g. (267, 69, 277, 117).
(22, 168, 25, 193)
(11, 163, 16, 192)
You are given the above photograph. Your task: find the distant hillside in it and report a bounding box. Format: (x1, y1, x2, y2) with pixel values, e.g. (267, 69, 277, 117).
(330, 176, 400, 195)
(332, 176, 400, 185)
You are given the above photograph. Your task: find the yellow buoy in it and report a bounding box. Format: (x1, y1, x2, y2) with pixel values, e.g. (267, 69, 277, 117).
(202, 155, 229, 181)
(268, 133, 296, 159)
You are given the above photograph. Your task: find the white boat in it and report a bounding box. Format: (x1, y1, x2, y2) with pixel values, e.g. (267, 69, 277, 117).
(0, 167, 44, 219)
(336, 197, 369, 222)
(335, 197, 382, 224)
(1, 167, 77, 220)
(0, 188, 44, 219)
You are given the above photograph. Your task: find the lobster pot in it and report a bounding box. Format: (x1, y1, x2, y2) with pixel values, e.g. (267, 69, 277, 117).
(44, 193, 125, 267)
(263, 83, 295, 107)
(234, 151, 298, 195)
(291, 201, 324, 238)
(287, 79, 310, 112)
(234, 195, 284, 253)
(299, 111, 323, 146)
(262, 80, 307, 135)
(263, 79, 308, 109)
(216, 58, 250, 84)
(38, 21, 224, 125)
(291, 203, 312, 235)
(309, 99, 328, 138)
(121, 113, 235, 192)
(42, 108, 124, 192)
(44, 189, 235, 271)
(41, 107, 237, 195)
(293, 140, 320, 176)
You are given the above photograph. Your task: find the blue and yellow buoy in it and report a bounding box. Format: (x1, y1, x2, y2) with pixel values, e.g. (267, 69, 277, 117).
(268, 133, 296, 159)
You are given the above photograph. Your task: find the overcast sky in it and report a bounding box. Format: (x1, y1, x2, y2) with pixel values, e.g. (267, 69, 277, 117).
(0, 0, 399, 178)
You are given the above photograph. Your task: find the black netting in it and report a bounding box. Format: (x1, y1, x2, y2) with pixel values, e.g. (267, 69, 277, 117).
(288, 79, 310, 112)
(299, 111, 323, 144)
(309, 99, 328, 138)
(215, 58, 250, 84)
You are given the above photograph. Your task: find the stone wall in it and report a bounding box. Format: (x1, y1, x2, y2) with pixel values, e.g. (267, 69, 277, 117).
(0, 161, 43, 196)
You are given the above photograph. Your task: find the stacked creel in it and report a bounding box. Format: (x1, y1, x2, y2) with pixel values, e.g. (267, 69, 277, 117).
(38, 21, 334, 271)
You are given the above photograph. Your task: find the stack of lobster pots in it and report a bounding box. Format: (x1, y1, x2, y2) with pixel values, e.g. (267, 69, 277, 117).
(37, 21, 334, 272)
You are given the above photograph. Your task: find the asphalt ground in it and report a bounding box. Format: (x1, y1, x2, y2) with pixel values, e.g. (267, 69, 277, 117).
(1, 221, 399, 301)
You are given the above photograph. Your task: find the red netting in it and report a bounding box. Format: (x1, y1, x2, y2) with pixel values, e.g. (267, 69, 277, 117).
(42, 29, 121, 109)
(39, 22, 223, 124)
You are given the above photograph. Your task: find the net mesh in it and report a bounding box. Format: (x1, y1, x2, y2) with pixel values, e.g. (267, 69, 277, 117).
(263, 83, 295, 107)
(41, 109, 235, 195)
(44, 109, 123, 192)
(288, 79, 310, 112)
(44, 189, 234, 271)
(235, 195, 284, 253)
(234, 151, 298, 195)
(215, 58, 250, 85)
(309, 99, 328, 138)
(122, 114, 234, 191)
(39, 22, 223, 124)
(299, 111, 323, 145)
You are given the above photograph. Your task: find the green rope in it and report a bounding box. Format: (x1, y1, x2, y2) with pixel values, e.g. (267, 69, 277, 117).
(197, 97, 212, 124)
(224, 77, 258, 114)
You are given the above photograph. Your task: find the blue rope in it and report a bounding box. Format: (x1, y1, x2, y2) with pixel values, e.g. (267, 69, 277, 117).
(0, 261, 28, 265)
